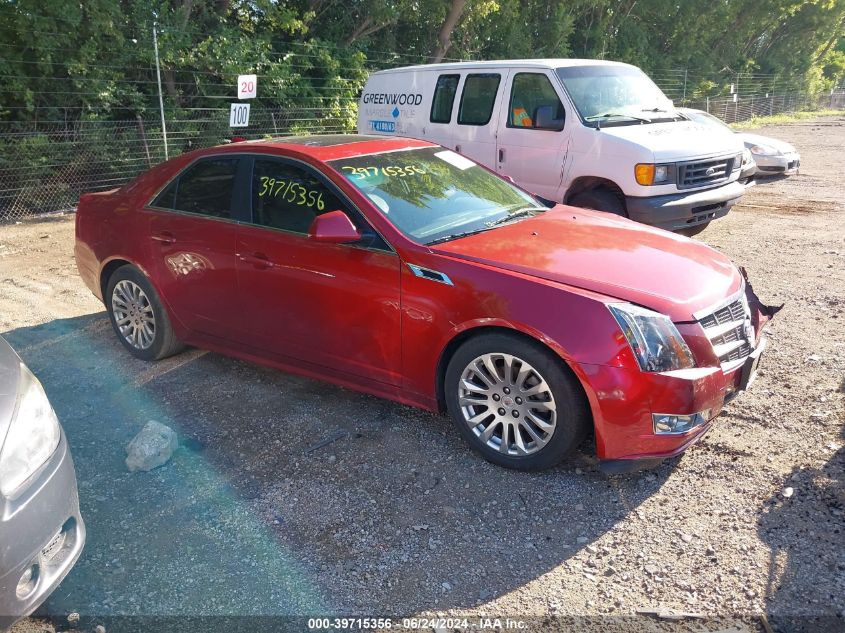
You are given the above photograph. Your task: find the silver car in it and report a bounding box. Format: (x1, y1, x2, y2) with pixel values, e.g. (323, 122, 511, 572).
(739, 131, 801, 175)
(0, 336, 85, 629)
(680, 108, 800, 176)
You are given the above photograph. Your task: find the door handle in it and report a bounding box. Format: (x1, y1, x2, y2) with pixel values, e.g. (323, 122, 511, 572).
(151, 232, 175, 245)
(237, 251, 275, 269)
(498, 148, 505, 163)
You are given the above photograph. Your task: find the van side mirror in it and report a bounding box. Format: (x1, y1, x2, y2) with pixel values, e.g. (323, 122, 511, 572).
(308, 210, 362, 244)
(534, 106, 565, 131)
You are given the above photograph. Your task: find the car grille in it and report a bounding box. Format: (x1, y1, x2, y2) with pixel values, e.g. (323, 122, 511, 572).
(677, 156, 735, 189)
(697, 294, 754, 371)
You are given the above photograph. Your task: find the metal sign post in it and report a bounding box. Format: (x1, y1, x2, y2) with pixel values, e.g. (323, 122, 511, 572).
(152, 25, 169, 160)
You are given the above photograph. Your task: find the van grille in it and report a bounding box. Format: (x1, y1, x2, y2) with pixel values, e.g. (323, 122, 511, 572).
(697, 295, 754, 371)
(677, 156, 735, 189)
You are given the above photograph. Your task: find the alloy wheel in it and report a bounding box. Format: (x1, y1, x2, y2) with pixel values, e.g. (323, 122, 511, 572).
(458, 353, 557, 456)
(112, 280, 156, 350)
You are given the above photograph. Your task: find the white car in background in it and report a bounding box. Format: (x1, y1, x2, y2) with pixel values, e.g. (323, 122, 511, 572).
(680, 108, 800, 176)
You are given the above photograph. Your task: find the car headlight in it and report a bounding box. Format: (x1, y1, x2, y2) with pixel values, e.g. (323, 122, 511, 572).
(608, 303, 695, 372)
(741, 149, 753, 166)
(0, 364, 61, 496)
(635, 163, 672, 186)
(750, 144, 779, 156)
(733, 153, 743, 170)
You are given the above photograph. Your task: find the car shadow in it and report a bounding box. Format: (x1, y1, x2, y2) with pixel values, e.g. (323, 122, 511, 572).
(756, 424, 844, 632)
(753, 173, 791, 184)
(4, 314, 673, 623)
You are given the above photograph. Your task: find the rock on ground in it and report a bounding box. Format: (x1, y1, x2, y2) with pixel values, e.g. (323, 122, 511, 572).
(125, 420, 178, 472)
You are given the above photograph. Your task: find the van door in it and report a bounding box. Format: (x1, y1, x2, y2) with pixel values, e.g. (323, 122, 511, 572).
(494, 69, 571, 201)
(450, 72, 504, 168)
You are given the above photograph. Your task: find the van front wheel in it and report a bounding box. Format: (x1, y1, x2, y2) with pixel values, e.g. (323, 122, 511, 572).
(677, 222, 710, 237)
(569, 189, 626, 217)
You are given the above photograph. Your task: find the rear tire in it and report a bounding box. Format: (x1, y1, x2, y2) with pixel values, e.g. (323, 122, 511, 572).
(444, 333, 590, 470)
(106, 265, 184, 361)
(569, 188, 627, 217)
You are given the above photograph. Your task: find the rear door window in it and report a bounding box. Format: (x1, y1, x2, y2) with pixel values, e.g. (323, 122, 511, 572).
(430, 74, 460, 124)
(152, 157, 240, 219)
(457, 73, 501, 126)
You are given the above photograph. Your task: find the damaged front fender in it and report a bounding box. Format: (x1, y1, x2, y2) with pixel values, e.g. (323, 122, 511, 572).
(741, 266, 783, 339)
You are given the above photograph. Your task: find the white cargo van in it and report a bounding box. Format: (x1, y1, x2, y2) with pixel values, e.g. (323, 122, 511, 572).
(356, 59, 746, 235)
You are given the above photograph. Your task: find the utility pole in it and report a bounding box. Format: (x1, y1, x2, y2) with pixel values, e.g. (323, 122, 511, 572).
(153, 24, 169, 160)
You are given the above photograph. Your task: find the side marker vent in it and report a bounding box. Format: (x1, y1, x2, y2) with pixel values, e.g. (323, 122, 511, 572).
(407, 264, 453, 286)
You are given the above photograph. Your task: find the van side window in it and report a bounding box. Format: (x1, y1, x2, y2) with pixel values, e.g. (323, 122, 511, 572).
(457, 74, 501, 126)
(508, 73, 565, 130)
(430, 74, 460, 123)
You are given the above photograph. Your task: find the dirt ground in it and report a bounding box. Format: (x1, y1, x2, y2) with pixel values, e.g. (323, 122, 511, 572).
(2, 117, 843, 633)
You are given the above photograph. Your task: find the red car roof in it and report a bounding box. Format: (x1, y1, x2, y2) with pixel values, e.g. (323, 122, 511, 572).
(235, 134, 436, 161)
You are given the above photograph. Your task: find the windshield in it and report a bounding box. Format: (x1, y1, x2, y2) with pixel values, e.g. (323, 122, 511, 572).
(683, 109, 736, 133)
(328, 147, 542, 245)
(556, 65, 679, 127)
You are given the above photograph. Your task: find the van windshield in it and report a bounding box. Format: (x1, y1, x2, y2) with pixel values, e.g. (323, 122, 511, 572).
(556, 65, 681, 127)
(328, 147, 543, 245)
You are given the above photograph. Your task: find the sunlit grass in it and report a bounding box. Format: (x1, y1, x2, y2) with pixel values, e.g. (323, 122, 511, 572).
(732, 109, 845, 129)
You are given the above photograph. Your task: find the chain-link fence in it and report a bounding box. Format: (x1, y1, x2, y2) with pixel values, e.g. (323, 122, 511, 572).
(2, 88, 844, 222)
(686, 91, 845, 123)
(0, 106, 357, 221)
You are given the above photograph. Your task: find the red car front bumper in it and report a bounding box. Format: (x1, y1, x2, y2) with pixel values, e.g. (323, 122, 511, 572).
(580, 273, 779, 473)
(579, 360, 746, 471)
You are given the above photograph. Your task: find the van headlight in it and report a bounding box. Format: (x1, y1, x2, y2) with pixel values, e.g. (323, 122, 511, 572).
(635, 163, 672, 185)
(608, 303, 695, 372)
(0, 364, 61, 497)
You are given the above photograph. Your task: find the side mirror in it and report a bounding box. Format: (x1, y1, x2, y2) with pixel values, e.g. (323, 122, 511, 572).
(308, 210, 362, 244)
(534, 105, 565, 131)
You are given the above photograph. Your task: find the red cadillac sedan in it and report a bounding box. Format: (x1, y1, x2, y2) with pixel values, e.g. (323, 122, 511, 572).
(75, 135, 777, 472)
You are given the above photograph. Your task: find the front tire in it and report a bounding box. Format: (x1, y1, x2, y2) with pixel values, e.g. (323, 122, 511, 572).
(444, 333, 590, 470)
(677, 221, 710, 237)
(569, 188, 627, 217)
(106, 265, 184, 361)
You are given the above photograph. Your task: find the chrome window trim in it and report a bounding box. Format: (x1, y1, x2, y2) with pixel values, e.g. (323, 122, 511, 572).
(143, 150, 398, 255)
(143, 206, 244, 228)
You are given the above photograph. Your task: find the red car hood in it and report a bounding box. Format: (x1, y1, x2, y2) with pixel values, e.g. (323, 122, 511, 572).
(431, 206, 742, 322)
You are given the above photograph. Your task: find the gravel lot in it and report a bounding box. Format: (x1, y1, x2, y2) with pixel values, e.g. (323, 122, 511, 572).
(2, 117, 843, 633)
